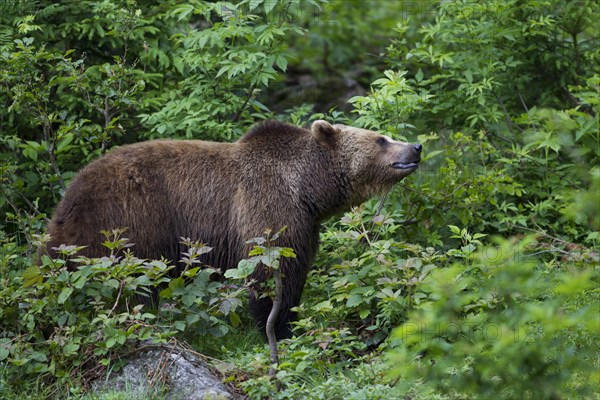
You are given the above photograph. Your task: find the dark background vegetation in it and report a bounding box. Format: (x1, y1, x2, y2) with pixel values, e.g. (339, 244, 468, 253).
(0, 1, 598, 399)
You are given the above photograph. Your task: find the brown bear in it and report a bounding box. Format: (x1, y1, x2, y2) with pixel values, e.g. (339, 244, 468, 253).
(45, 120, 422, 339)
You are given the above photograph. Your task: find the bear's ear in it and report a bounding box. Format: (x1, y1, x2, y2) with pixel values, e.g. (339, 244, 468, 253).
(311, 120, 337, 141)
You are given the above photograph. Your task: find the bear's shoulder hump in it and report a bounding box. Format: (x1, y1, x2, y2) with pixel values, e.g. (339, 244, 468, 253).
(238, 120, 307, 143)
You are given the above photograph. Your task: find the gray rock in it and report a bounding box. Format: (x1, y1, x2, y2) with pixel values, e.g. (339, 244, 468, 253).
(93, 345, 236, 399)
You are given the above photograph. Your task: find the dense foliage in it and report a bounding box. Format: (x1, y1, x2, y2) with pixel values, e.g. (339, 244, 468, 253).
(1, 1, 598, 399)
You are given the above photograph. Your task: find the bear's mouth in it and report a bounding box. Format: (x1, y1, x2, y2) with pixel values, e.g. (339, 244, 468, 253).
(391, 161, 420, 170)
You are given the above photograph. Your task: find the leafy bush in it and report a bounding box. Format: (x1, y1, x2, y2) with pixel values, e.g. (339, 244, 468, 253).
(0, 0, 322, 237)
(138, 1, 314, 140)
(348, 0, 600, 247)
(387, 237, 599, 399)
(239, 352, 397, 400)
(0, 232, 242, 393)
(300, 203, 444, 346)
(1, 38, 146, 224)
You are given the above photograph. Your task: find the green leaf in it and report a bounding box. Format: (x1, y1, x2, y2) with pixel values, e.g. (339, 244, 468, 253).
(174, 321, 186, 331)
(168, 277, 184, 290)
(58, 287, 74, 304)
(182, 293, 196, 307)
(279, 247, 296, 258)
(174, 4, 195, 21)
(263, 0, 276, 14)
(63, 343, 80, 355)
(106, 279, 120, 289)
(23, 147, 38, 161)
(159, 287, 172, 298)
(56, 314, 67, 327)
(423, 149, 444, 161)
(22, 265, 42, 287)
(346, 294, 363, 308)
(415, 68, 424, 82)
(225, 259, 258, 279)
(313, 300, 332, 312)
(464, 70, 473, 84)
(216, 66, 229, 78)
(106, 337, 117, 349)
(249, 0, 263, 12)
(248, 246, 265, 256)
(275, 55, 288, 71)
(134, 275, 152, 286)
(56, 133, 75, 152)
(183, 267, 200, 277)
(0, 344, 9, 361)
(448, 225, 461, 235)
(29, 351, 47, 362)
(229, 311, 241, 327)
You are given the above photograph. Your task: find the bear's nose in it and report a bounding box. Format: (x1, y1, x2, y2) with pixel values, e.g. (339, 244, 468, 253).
(413, 143, 422, 153)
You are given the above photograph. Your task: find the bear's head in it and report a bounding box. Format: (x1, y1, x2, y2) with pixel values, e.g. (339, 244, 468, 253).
(311, 120, 422, 204)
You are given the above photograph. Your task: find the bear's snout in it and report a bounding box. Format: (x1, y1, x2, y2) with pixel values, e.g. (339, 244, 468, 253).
(409, 142, 422, 162)
(390, 142, 422, 170)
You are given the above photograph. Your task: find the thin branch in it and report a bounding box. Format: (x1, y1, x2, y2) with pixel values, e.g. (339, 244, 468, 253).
(107, 280, 124, 318)
(489, 132, 515, 145)
(266, 268, 282, 375)
(232, 82, 257, 123)
(43, 119, 66, 192)
(512, 224, 578, 247)
(0, 185, 23, 217)
(517, 90, 543, 131)
(375, 189, 390, 217)
(493, 91, 515, 133)
(148, 342, 176, 390)
(440, 181, 470, 202)
(526, 249, 571, 257)
(101, 96, 114, 155)
(517, 91, 530, 113)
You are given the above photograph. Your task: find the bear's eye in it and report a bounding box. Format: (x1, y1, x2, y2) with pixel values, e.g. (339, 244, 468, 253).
(376, 137, 388, 146)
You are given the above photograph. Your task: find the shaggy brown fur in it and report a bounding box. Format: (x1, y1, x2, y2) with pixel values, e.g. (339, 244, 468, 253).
(45, 120, 422, 339)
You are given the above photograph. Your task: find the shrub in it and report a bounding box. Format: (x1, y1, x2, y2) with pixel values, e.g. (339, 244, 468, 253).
(387, 237, 599, 399)
(0, 231, 242, 393)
